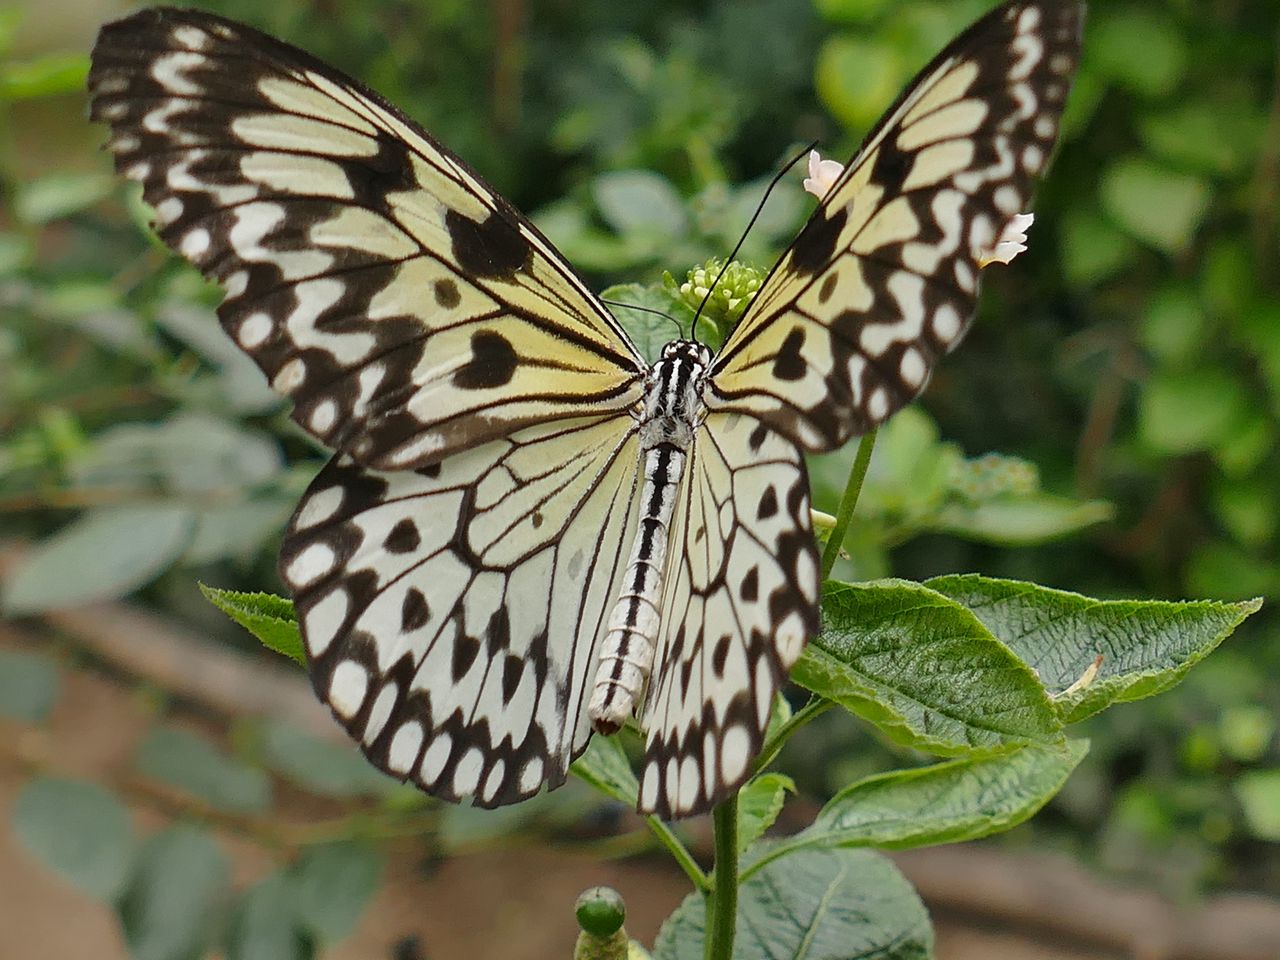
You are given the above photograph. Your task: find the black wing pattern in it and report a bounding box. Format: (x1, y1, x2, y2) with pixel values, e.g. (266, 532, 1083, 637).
(708, 1, 1084, 453)
(281, 418, 642, 805)
(89, 8, 645, 472)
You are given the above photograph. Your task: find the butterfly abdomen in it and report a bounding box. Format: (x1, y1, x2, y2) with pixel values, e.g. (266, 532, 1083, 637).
(589, 340, 711, 732)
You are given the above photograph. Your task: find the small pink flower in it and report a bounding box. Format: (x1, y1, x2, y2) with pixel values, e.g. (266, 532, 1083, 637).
(977, 212, 1034, 267)
(802, 150, 844, 199)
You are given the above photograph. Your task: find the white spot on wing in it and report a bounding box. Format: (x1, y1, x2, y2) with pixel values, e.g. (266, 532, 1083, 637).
(677, 756, 699, 811)
(388, 721, 424, 774)
(237, 312, 273, 349)
(304, 588, 348, 657)
(519, 756, 544, 793)
(180, 228, 210, 258)
(420, 732, 453, 785)
(287, 542, 335, 587)
(453, 747, 485, 796)
(152, 51, 206, 96)
(272, 357, 306, 394)
(364, 683, 398, 744)
(720, 725, 750, 785)
(172, 25, 209, 50)
(482, 759, 507, 802)
(295, 485, 344, 529)
(329, 659, 368, 718)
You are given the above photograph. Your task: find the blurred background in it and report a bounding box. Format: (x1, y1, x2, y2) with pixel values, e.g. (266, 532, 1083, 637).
(1, 0, 1278, 957)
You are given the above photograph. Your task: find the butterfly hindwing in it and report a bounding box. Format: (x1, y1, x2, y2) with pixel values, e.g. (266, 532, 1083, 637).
(708, 1, 1084, 452)
(88, 8, 645, 472)
(282, 415, 642, 805)
(640, 413, 820, 818)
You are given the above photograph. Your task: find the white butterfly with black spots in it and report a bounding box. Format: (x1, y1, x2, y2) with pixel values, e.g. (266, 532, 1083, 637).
(88, 1, 1083, 819)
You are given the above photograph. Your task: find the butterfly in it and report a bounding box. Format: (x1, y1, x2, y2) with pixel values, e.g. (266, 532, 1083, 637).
(88, 1, 1083, 819)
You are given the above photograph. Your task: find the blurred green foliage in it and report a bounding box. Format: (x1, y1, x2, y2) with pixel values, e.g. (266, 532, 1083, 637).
(1, 0, 1278, 926)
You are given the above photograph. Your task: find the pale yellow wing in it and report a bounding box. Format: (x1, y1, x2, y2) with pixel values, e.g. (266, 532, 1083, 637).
(639, 412, 820, 818)
(282, 415, 642, 805)
(89, 8, 645, 472)
(708, 1, 1084, 452)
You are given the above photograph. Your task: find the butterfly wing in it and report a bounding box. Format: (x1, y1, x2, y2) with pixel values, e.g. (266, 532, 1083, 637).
(639, 413, 820, 818)
(88, 8, 645, 472)
(707, 1, 1084, 452)
(282, 415, 642, 804)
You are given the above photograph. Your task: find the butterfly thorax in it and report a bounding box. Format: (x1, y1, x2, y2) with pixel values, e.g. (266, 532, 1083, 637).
(637, 340, 712, 450)
(588, 339, 711, 733)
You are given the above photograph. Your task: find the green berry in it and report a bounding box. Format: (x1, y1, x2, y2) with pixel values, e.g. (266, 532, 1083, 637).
(576, 886, 626, 938)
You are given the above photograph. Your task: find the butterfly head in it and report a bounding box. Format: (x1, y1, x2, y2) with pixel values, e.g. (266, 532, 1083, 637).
(659, 339, 713, 368)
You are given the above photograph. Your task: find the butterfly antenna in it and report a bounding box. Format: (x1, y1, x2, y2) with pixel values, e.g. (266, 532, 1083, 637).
(690, 141, 818, 342)
(602, 298, 683, 340)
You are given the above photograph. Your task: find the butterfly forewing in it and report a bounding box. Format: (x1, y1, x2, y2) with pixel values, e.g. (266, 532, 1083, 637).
(640, 413, 819, 818)
(282, 416, 642, 805)
(708, 1, 1084, 452)
(88, 8, 645, 472)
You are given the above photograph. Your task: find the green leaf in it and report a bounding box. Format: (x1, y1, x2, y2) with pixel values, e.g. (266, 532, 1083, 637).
(1138, 368, 1251, 455)
(1211, 476, 1278, 547)
(289, 841, 383, 943)
(925, 575, 1263, 723)
(593, 170, 688, 237)
(1213, 412, 1275, 477)
(816, 36, 908, 131)
(1, 52, 90, 99)
(73, 414, 282, 497)
(793, 579, 1062, 756)
(930, 493, 1113, 545)
(261, 721, 395, 797)
(120, 825, 230, 960)
(1140, 101, 1263, 177)
(571, 734, 639, 807)
(0, 648, 59, 722)
(1235, 770, 1280, 841)
(737, 773, 793, 854)
(786, 741, 1087, 855)
(200, 586, 303, 666)
(154, 304, 280, 415)
(1140, 285, 1206, 364)
(601, 282, 692, 364)
(1100, 158, 1210, 254)
(1091, 9, 1186, 97)
(136, 726, 272, 815)
(1186, 542, 1280, 602)
(14, 172, 116, 224)
(859, 406, 957, 517)
(12, 778, 135, 900)
(2, 504, 196, 614)
(226, 872, 310, 960)
(1060, 208, 1139, 286)
(815, 0, 896, 25)
(186, 499, 294, 566)
(654, 848, 931, 960)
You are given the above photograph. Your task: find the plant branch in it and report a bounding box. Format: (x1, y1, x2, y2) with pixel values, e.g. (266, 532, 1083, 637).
(645, 816, 710, 892)
(820, 429, 878, 579)
(705, 794, 739, 960)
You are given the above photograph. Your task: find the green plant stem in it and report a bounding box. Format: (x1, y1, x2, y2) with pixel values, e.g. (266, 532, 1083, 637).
(820, 428, 879, 580)
(705, 794, 739, 960)
(645, 816, 710, 893)
(754, 696, 835, 774)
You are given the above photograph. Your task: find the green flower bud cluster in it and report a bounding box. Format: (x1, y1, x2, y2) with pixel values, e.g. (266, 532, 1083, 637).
(668, 258, 764, 332)
(947, 452, 1039, 502)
